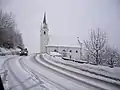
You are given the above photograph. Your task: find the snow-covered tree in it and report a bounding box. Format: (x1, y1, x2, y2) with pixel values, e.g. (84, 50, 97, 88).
(84, 28, 106, 65)
(103, 47, 120, 68)
(0, 10, 24, 49)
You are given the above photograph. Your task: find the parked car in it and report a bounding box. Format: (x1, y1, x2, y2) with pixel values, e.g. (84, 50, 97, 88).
(19, 48, 28, 56)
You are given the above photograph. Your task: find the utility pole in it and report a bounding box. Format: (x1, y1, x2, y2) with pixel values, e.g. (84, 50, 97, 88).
(77, 37, 83, 59)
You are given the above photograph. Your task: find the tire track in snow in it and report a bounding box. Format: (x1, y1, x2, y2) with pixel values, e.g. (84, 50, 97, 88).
(19, 54, 68, 90)
(52, 56, 120, 82)
(36, 54, 120, 90)
(41, 54, 120, 89)
(32, 54, 103, 90)
(18, 56, 49, 90)
(3, 56, 28, 90)
(2, 56, 16, 70)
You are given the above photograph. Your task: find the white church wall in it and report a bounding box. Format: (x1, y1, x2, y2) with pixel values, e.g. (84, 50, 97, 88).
(46, 46, 54, 53)
(73, 48, 80, 60)
(58, 47, 67, 53)
(68, 47, 81, 60)
(46, 46, 81, 60)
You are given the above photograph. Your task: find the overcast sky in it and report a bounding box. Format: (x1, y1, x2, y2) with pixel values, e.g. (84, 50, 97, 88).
(1, 0, 120, 53)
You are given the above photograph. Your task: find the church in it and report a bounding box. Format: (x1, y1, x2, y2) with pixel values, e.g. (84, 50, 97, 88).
(40, 13, 82, 60)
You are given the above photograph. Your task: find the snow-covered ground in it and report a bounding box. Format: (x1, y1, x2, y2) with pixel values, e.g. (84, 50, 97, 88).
(35, 54, 120, 90)
(24, 54, 92, 90)
(3, 55, 51, 90)
(43, 54, 120, 84)
(0, 53, 49, 90)
(0, 53, 120, 90)
(0, 47, 19, 55)
(0, 55, 15, 73)
(0, 55, 16, 90)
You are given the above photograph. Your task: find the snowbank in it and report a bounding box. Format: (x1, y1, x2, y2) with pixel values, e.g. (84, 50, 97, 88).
(0, 55, 15, 90)
(49, 52, 62, 57)
(44, 53, 120, 82)
(0, 47, 19, 55)
(39, 54, 120, 89)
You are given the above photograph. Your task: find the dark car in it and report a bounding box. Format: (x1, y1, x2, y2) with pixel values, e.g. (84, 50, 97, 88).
(19, 48, 28, 56)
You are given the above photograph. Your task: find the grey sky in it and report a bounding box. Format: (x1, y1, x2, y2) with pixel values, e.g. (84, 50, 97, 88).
(1, 0, 120, 53)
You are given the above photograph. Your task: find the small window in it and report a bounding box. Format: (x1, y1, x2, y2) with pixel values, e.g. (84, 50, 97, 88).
(54, 49, 57, 52)
(69, 50, 72, 52)
(44, 31, 46, 35)
(76, 50, 78, 53)
(63, 49, 66, 52)
(70, 55, 72, 59)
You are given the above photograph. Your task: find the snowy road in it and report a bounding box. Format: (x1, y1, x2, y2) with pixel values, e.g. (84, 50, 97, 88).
(2, 54, 120, 90)
(22, 55, 93, 90)
(3, 56, 49, 90)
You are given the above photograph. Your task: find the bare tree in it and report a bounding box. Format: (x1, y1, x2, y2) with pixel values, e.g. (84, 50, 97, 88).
(84, 28, 106, 65)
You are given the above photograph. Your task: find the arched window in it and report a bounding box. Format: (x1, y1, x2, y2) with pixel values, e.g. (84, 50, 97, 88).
(70, 55, 72, 59)
(62, 49, 67, 57)
(44, 31, 46, 35)
(76, 50, 78, 53)
(69, 50, 72, 52)
(63, 49, 66, 52)
(54, 49, 57, 52)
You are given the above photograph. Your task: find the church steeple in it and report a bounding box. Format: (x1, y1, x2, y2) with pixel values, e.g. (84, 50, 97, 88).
(40, 12, 49, 53)
(43, 12, 47, 24)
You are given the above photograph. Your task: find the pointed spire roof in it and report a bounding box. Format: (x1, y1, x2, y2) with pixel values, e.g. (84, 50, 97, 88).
(43, 12, 47, 24)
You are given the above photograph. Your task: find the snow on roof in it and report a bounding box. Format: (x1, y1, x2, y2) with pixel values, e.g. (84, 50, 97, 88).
(46, 44, 81, 48)
(47, 35, 81, 48)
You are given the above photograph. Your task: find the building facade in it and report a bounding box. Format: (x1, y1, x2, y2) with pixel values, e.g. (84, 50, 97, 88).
(40, 13, 82, 60)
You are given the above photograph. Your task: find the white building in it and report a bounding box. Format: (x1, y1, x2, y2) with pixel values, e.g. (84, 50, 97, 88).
(40, 13, 82, 60)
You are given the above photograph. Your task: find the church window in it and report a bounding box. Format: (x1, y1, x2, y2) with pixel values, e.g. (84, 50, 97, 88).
(63, 49, 66, 52)
(69, 50, 72, 52)
(54, 49, 57, 52)
(76, 50, 78, 53)
(70, 55, 72, 59)
(44, 31, 46, 35)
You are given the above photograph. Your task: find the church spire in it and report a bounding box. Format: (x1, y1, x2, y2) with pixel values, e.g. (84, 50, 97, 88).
(43, 12, 47, 24)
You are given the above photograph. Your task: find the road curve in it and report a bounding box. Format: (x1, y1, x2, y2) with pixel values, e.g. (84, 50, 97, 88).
(36, 54, 120, 90)
(3, 56, 48, 90)
(3, 56, 28, 90)
(4, 54, 120, 90)
(19, 55, 63, 90)
(34, 54, 106, 90)
(22, 54, 104, 90)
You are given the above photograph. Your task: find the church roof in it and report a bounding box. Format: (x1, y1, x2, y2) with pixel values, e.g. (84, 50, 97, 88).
(47, 35, 81, 48)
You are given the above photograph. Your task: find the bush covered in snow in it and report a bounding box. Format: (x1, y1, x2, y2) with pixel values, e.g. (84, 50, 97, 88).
(0, 47, 19, 55)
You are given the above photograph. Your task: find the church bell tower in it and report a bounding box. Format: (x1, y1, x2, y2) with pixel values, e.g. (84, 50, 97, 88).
(40, 12, 49, 53)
